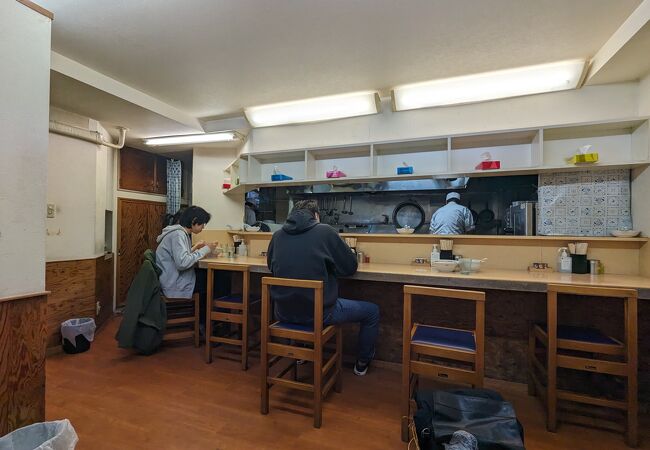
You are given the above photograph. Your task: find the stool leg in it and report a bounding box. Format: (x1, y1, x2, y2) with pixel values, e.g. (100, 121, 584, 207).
(194, 294, 200, 348)
(547, 292, 558, 433)
(205, 302, 212, 364)
(625, 296, 638, 447)
(205, 271, 213, 363)
(334, 327, 343, 393)
(527, 325, 536, 396)
(261, 285, 270, 416)
(314, 341, 323, 428)
(241, 309, 249, 371)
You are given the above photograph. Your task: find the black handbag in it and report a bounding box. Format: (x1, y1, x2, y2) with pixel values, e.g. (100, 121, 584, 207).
(413, 389, 525, 450)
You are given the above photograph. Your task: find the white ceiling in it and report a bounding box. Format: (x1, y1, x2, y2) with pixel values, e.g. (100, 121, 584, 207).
(42, 0, 642, 122)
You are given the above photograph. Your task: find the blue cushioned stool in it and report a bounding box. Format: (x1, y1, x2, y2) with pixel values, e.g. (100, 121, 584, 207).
(528, 284, 638, 447)
(260, 277, 342, 429)
(401, 285, 485, 442)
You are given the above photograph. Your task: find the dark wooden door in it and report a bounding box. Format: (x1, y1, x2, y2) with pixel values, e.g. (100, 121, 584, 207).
(154, 156, 168, 195)
(117, 198, 166, 306)
(119, 147, 156, 193)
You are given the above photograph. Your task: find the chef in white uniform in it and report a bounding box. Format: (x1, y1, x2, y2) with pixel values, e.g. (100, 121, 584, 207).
(429, 192, 475, 235)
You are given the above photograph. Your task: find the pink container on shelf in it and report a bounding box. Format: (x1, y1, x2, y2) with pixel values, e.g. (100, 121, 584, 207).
(326, 167, 346, 178)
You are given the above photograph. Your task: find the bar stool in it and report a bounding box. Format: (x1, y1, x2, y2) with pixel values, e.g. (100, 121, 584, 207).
(260, 277, 343, 428)
(162, 293, 200, 347)
(401, 285, 485, 442)
(205, 263, 257, 370)
(528, 284, 638, 447)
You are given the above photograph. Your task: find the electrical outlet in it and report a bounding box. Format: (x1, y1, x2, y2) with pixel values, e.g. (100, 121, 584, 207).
(47, 204, 56, 218)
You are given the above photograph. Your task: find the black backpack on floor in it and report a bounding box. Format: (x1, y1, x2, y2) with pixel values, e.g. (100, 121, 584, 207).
(413, 389, 525, 450)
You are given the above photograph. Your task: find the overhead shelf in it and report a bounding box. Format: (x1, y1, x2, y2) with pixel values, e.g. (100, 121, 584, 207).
(223, 119, 650, 195)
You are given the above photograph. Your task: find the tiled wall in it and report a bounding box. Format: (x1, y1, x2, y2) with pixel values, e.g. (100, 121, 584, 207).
(538, 169, 632, 236)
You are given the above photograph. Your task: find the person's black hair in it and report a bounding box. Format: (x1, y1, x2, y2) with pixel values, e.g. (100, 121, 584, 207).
(447, 198, 460, 204)
(292, 199, 319, 217)
(178, 206, 211, 228)
(245, 201, 255, 208)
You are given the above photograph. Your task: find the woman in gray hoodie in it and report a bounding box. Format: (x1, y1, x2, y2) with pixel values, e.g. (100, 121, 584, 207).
(155, 206, 217, 299)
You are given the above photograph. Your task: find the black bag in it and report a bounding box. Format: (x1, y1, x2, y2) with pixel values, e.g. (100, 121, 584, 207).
(413, 389, 525, 450)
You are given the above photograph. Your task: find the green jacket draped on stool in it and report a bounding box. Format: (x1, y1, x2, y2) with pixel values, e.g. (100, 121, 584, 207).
(115, 249, 167, 355)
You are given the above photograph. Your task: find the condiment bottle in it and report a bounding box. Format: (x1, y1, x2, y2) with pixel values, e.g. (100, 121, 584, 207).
(557, 247, 572, 273)
(430, 244, 440, 267)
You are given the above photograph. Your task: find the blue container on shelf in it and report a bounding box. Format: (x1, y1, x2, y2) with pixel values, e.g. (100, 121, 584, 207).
(271, 173, 293, 181)
(397, 165, 414, 175)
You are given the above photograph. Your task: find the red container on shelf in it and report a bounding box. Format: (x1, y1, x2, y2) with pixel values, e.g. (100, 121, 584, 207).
(222, 183, 232, 189)
(476, 160, 501, 170)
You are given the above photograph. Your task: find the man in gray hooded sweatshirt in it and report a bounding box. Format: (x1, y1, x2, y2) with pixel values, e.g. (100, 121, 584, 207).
(156, 206, 217, 299)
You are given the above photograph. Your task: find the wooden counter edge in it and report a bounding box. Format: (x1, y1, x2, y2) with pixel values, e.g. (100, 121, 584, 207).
(0, 291, 50, 305)
(16, 0, 54, 20)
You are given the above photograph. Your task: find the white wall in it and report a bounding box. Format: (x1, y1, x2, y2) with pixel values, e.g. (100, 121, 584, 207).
(192, 146, 244, 229)
(0, 3, 51, 296)
(639, 73, 650, 117)
(46, 111, 114, 261)
(46, 133, 98, 261)
(250, 82, 641, 153)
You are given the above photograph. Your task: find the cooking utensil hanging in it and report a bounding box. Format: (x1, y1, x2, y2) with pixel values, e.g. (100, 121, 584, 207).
(477, 201, 495, 224)
(392, 201, 425, 231)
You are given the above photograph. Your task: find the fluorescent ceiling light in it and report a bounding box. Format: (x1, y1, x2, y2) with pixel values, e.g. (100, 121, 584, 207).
(245, 91, 381, 128)
(144, 132, 237, 146)
(392, 60, 586, 111)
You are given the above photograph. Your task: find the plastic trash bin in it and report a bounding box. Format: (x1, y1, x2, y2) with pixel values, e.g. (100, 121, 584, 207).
(61, 318, 96, 354)
(0, 419, 78, 450)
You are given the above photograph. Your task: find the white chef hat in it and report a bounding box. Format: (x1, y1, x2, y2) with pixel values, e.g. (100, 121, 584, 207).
(446, 192, 461, 202)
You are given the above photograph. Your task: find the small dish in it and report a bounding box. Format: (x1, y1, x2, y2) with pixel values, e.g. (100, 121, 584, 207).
(243, 224, 261, 232)
(396, 227, 415, 234)
(431, 260, 458, 273)
(611, 230, 640, 237)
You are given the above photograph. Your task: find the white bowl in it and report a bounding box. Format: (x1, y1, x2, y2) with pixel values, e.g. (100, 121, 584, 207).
(244, 225, 260, 232)
(431, 260, 458, 272)
(396, 227, 415, 234)
(611, 230, 640, 237)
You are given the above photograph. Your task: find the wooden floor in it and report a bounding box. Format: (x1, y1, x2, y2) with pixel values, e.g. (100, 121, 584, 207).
(46, 318, 647, 450)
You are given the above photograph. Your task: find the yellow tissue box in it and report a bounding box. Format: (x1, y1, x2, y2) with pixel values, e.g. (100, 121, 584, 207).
(568, 153, 599, 164)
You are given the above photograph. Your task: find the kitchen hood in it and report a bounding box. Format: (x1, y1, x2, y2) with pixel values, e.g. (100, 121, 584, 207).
(287, 177, 469, 194)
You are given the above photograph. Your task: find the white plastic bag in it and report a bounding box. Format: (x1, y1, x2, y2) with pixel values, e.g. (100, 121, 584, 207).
(61, 318, 96, 348)
(0, 419, 78, 450)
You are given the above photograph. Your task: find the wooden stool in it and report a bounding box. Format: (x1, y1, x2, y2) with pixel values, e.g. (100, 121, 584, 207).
(528, 284, 638, 447)
(401, 285, 485, 442)
(260, 277, 343, 428)
(205, 263, 257, 370)
(162, 293, 200, 347)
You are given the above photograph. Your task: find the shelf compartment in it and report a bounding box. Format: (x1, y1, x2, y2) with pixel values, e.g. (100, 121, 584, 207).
(306, 145, 371, 179)
(249, 150, 306, 183)
(373, 138, 448, 176)
(542, 120, 649, 167)
(450, 129, 540, 173)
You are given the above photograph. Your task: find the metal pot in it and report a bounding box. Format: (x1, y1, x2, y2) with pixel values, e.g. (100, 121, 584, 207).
(392, 201, 425, 231)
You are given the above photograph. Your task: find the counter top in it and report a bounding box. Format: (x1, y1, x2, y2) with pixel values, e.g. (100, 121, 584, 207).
(200, 256, 650, 299)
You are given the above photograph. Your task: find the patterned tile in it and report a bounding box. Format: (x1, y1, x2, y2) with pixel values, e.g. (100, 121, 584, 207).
(538, 169, 631, 236)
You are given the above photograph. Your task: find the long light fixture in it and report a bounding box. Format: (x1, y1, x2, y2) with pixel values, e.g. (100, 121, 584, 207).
(392, 59, 586, 111)
(144, 131, 237, 146)
(245, 91, 381, 128)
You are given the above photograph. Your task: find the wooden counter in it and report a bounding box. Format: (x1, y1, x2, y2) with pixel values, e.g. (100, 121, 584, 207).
(200, 256, 650, 299)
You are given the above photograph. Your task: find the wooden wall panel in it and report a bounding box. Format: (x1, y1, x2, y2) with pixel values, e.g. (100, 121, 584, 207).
(95, 254, 114, 327)
(46, 258, 97, 349)
(0, 294, 47, 435)
(45, 255, 115, 350)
